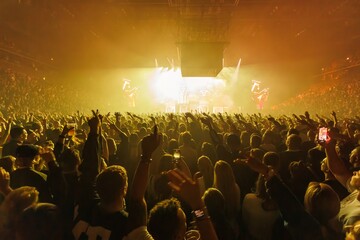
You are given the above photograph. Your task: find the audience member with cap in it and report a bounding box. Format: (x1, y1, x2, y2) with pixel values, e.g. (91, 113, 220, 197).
(10, 144, 53, 202)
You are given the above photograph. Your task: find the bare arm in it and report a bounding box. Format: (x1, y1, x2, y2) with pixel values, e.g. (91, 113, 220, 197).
(325, 137, 352, 188)
(0, 167, 12, 196)
(167, 169, 219, 240)
(200, 116, 220, 146)
(0, 118, 11, 145)
(127, 126, 160, 231)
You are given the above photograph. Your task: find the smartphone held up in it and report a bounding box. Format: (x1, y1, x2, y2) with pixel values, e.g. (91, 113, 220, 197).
(173, 149, 181, 167)
(318, 127, 329, 142)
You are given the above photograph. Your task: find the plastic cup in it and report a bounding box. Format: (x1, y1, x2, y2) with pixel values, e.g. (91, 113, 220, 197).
(67, 122, 76, 136)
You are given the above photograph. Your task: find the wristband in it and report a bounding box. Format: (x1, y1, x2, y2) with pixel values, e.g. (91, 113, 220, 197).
(192, 207, 210, 221)
(140, 154, 152, 163)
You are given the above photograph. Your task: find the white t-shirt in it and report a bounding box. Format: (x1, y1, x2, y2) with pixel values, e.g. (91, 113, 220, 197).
(122, 226, 154, 240)
(338, 179, 360, 226)
(242, 193, 281, 240)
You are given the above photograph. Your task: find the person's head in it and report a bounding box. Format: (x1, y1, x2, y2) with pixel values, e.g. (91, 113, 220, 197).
(58, 147, 81, 174)
(158, 154, 174, 174)
(350, 147, 360, 169)
(197, 155, 214, 189)
(289, 161, 314, 181)
(0, 186, 39, 240)
(148, 198, 187, 240)
(250, 134, 262, 149)
(197, 156, 213, 174)
(250, 148, 265, 161)
(308, 148, 326, 167)
(287, 128, 300, 136)
(263, 151, 280, 172)
(96, 166, 128, 206)
(15, 144, 40, 168)
(201, 142, 216, 157)
(304, 182, 340, 225)
(226, 133, 241, 152)
(286, 134, 302, 151)
(153, 172, 172, 200)
(214, 160, 236, 191)
(138, 127, 148, 139)
(350, 170, 360, 190)
(15, 203, 63, 240)
(178, 123, 187, 133)
(168, 139, 179, 155)
(0, 156, 16, 172)
(0, 186, 39, 225)
(180, 131, 192, 146)
(307, 129, 316, 142)
(262, 130, 274, 144)
(10, 126, 27, 142)
(240, 131, 251, 149)
(202, 188, 226, 218)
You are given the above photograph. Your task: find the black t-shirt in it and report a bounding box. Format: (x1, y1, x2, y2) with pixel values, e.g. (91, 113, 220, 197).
(2, 140, 21, 157)
(279, 150, 307, 183)
(10, 167, 53, 202)
(72, 204, 128, 240)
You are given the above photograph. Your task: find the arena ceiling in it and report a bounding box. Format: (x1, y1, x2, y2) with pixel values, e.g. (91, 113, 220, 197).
(1, 0, 360, 70)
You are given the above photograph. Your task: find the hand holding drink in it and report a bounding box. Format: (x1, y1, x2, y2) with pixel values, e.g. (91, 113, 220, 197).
(66, 122, 76, 136)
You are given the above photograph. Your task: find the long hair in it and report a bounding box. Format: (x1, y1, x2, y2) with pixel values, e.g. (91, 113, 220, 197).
(213, 160, 240, 220)
(304, 182, 340, 225)
(304, 182, 341, 239)
(197, 155, 214, 190)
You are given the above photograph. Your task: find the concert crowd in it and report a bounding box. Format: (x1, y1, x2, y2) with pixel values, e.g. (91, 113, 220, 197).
(1, 45, 360, 239)
(0, 100, 360, 240)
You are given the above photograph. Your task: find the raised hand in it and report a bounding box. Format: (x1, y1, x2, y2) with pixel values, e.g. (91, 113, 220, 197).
(88, 110, 102, 134)
(149, 115, 156, 123)
(167, 168, 203, 209)
(200, 116, 212, 127)
(331, 111, 337, 118)
(60, 124, 75, 137)
(0, 167, 11, 195)
(5, 117, 12, 132)
(234, 154, 268, 176)
(141, 125, 161, 158)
